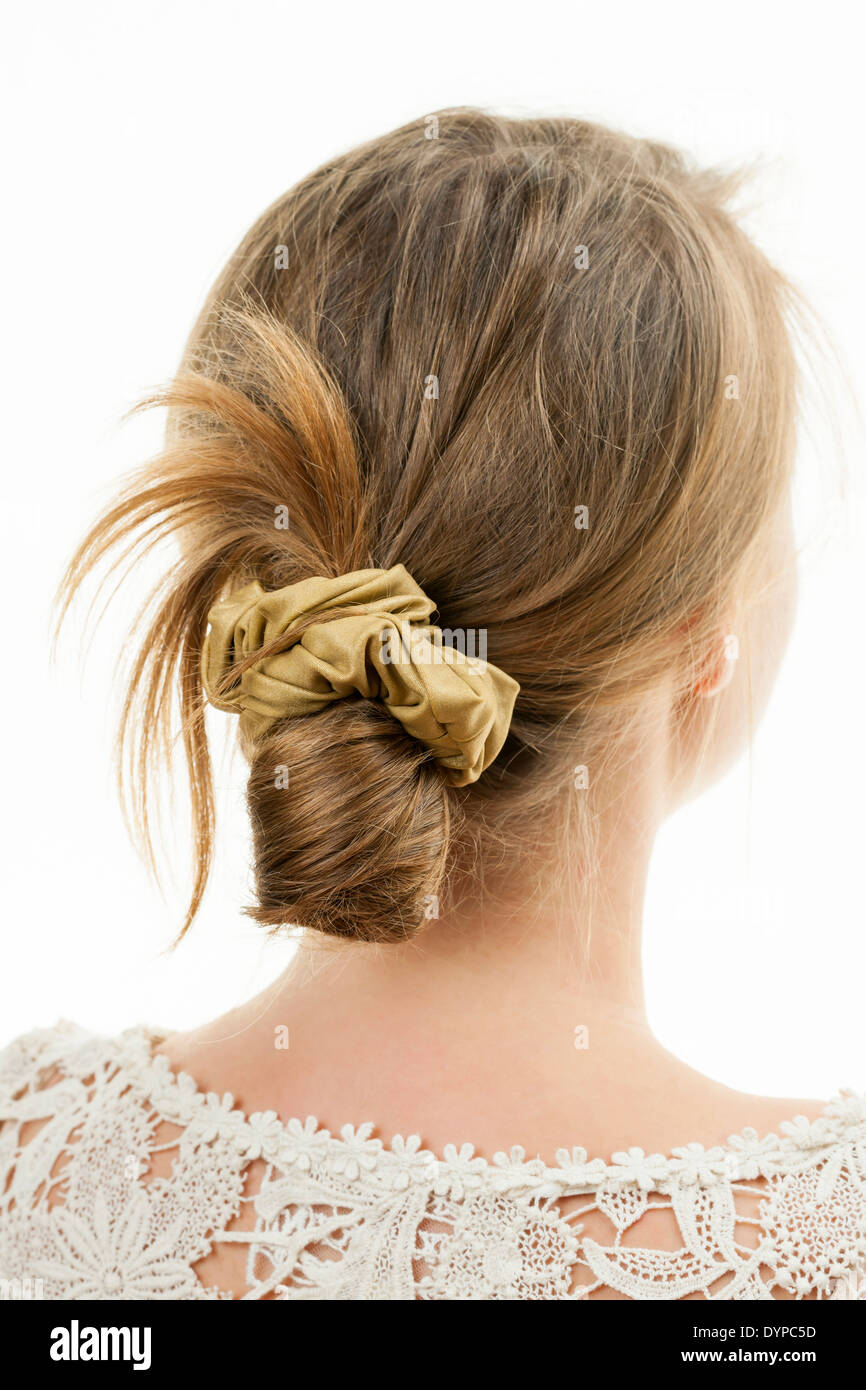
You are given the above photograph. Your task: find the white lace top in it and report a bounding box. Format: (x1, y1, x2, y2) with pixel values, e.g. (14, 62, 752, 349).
(1, 1021, 865, 1301)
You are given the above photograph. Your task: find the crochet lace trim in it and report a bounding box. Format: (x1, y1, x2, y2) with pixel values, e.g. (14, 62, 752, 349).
(2, 1020, 865, 1301)
(13, 1019, 866, 1194)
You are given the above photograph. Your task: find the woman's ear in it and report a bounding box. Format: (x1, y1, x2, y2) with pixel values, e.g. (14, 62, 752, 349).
(693, 626, 740, 698)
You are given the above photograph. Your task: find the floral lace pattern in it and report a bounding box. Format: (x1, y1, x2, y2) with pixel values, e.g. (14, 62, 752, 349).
(1, 1022, 865, 1300)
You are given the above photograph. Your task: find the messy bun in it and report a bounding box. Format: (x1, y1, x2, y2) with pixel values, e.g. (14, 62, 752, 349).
(57, 108, 799, 943)
(247, 702, 452, 942)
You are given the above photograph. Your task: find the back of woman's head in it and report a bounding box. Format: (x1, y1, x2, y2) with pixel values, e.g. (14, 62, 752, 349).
(59, 108, 798, 944)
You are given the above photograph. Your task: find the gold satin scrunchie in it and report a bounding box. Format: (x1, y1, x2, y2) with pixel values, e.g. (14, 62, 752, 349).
(201, 565, 519, 787)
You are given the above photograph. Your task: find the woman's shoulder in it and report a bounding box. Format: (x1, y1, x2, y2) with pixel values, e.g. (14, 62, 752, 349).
(4, 1017, 865, 1184)
(0, 1020, 166, 1137)
(3, 1018, 866, 1301)
(0, 1019, 150, 1096)
(0, 1019, 94, 1101)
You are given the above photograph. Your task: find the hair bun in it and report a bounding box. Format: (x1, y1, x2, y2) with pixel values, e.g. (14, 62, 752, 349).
(247, 699, 453, 942)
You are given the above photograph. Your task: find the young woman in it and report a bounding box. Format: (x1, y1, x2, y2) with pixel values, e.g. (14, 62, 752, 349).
(2, 109, 864, 1301)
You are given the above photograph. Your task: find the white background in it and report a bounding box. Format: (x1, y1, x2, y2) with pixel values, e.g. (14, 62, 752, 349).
(1, 1, 863, 1099)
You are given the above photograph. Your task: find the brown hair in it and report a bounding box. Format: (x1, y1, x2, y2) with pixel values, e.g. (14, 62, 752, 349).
(57, 108, 798, 943)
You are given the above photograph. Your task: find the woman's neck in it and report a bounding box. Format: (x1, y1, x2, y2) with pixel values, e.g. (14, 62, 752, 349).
(281, 721, 668, 1042)
(158, 706, 827, 1160)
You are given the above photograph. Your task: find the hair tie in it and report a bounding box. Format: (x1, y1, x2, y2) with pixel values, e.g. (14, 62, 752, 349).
(201, 565, 519, 787)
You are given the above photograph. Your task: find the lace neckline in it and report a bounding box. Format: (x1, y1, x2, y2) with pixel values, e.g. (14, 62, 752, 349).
(59, 1020, 866, 1194)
